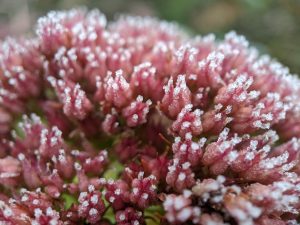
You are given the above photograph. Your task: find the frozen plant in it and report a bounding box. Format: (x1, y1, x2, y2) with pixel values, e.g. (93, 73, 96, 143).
(0, 8, 300, 225)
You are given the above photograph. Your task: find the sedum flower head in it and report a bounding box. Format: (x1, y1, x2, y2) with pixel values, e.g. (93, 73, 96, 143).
(0, 8, 300, 225)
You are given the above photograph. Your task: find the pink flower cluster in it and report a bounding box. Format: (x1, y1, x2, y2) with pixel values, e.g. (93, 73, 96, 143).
(0, 8, 300, 225)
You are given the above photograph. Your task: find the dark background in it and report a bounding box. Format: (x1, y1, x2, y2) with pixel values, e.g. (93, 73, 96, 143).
(0, 0, 299, 74)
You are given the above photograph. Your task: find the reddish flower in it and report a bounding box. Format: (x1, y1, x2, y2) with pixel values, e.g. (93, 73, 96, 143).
(163, 191, 200, 224)
(104, 179, 130, 211)
(129, 174, 157, 209)
(104, 70, 132, 109)
(78, 185, 105, 224)
(122, 96, 151, 127)
(0, 8, 300, 225)
(170, 104, 203, 137)
(0, 156, 21, 187)
(160, 75, 191, 119)
(115, 207, 144, 225)
(48, 77, 92, 120)
(166, 159, 195, 192)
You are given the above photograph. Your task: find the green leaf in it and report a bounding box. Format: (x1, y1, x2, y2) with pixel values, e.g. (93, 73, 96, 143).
(103, 198, 115, 223)
(103, 160, 124, 180)
(61, 193, 77, 209)
(145, 205, 164, 225)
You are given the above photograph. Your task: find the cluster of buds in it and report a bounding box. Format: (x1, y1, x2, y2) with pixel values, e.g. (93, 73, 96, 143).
(78, 185, 105, 224)
(0, 8, 300, 225)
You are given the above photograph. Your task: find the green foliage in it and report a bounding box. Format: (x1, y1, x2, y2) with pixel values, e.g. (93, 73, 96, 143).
(103, 160, 124, 180)
(62, 193, 77, 209)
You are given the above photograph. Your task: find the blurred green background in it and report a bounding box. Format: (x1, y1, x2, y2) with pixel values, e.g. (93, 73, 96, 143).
(0, 0, 299, 73)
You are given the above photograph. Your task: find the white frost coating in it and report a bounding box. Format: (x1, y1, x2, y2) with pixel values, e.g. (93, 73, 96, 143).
(88, 185, 95, 192)
(142, 193, 149, 199)
(89, 208, 98, 216)
(182, 162, 191, 169)
(174, 198, 186, 210)
(260, 152, 289, 169)
(91, 195, 99, 204)
(177, 208, 192, 222)
(178, 172, 186, 181)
